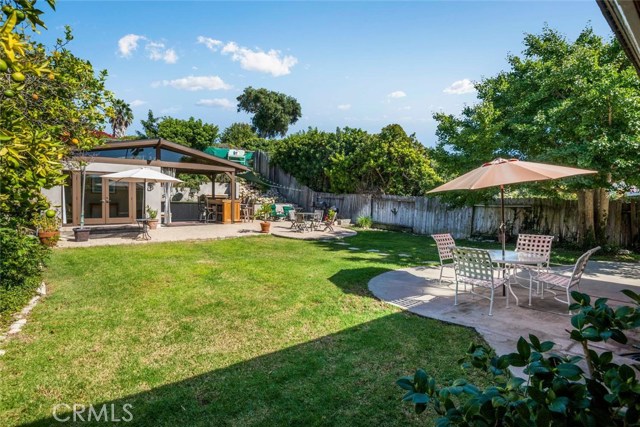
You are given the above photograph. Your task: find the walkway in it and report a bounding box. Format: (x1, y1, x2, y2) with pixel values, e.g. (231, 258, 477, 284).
(369, 262, 640, 364)
(57, 222, 355, 248)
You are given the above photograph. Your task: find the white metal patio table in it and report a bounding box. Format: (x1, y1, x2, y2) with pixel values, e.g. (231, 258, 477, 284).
(486, 249, 547, 306)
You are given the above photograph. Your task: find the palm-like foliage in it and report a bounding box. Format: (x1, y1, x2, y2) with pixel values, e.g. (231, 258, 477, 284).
(109, 99, 134, 138)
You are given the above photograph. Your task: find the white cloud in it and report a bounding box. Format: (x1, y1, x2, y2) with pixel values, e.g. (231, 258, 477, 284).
(117, 34, 178, 63)
(146, 42, 178, 64)
(130, 99, 147, 107)
(221, 41, 297, 76)
(337, 104, 351, 111)
(196, 98, 234, 109)
(443, 79, 475, 95)
(197, 36, 223, 52)
(152, 75, 231, 91)
(388, 91, 407, 99)
(118, 34, 145, 57)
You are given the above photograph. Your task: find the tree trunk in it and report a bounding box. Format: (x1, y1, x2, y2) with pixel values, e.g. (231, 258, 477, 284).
(594, 187, 610, 246)
(577, 189, 596, 247)
(584, 189, 596, 247)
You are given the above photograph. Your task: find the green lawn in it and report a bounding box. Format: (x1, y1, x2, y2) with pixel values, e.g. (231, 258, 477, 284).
(0, 231, 629, 426)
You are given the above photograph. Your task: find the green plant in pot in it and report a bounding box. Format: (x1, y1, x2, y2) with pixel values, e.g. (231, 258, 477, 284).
(146, 205, 159, 229)
(258, 204, 272, 233)
(33, 209, 61, 247)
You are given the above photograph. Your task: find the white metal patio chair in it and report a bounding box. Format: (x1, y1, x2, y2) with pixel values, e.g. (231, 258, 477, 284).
(452, 247, 511, 316)
(532, 246, 600, 310)
(511, 234, 555, 290)
(431, 233, 456, 286)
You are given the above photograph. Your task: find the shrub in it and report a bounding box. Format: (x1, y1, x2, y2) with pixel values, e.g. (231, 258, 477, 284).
(356, 216, 373, 229)
(397, 291, 640, 426)
(0, 227, 49, 326)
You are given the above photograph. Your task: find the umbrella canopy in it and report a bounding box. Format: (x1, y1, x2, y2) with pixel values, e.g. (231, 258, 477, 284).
(102, 168, 182, 220)
(427, 158, 597, 192)
(428, 158, 597, 253)
(101, 167, 183, 184)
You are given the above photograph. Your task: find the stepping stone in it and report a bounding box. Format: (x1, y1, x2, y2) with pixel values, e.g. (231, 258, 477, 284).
(398, 253, 410, 258)
(8, 319, 26, 335)
(348, 247, 360, 250)
(335, 242, 349, 246)
(378, 253, 389, 256)
(366, 249, 380, 253)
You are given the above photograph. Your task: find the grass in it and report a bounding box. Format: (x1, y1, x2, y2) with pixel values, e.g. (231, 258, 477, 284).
(0, 230, 635, 426)
(1, 231, 491, 427)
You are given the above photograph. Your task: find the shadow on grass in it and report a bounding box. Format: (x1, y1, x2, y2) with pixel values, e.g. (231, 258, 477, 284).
(328, 267, 393, 296)
(18, 312, 476, 427)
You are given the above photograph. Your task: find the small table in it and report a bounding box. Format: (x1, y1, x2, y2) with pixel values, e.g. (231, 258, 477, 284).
(487, 250, 547, 306)
(136, 218, 152, 240)
(298, 212, 318, 231)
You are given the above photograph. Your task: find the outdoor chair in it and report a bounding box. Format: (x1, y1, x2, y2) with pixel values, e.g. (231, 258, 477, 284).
(313, 209, 324, 231)
(452, 247, 511, 316)
(270, 204, 286, 221)
(431, 233, 456, 286)
(532, 246, 600, 310)
(287, 209, 298, 229)
(204, 196, 217, 223)
(197, 195, 207, 222)
(511, 234, 555, 290)
(323, 211, 337, 232)
(294, 212, 307, 232)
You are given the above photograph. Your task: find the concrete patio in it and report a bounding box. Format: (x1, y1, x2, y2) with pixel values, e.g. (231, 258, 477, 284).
(57, 222, 356, 247)
(369, 262, 640, 365)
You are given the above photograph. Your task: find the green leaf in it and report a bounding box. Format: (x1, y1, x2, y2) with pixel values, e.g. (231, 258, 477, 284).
(517, 337, 531, 360)
(556, 363, 583, 379)
(549, 396, 570, 414)
(396, 377, 414, 391)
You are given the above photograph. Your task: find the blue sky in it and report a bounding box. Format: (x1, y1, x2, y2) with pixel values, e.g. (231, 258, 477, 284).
(40, 1, 613, 146)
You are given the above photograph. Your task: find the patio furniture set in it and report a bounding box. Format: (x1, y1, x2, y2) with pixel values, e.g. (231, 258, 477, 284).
(432, 232, 600, 316)
(286, 208, 337, 233)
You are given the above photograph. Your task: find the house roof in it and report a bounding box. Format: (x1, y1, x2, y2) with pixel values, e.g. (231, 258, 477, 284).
(597, 0, 640, 75)
(82, 138, 250, 175)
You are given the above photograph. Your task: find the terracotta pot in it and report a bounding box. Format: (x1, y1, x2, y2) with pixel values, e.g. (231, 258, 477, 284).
(260, 221, 271, 234)
(38, 230, 60, 247)
(147, 219, 159, 230)
(73, 227, 90, 242)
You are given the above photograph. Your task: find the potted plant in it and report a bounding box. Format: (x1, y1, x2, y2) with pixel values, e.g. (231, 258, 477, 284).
(146, 205, 159, 229)
(257, 204, 272, 233)
(34, 209, 61, 247)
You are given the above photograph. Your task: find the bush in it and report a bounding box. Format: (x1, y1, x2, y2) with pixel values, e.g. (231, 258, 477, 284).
(397, 291, 640, 426)
(0, 227, 49, 326)
(356, 216, 373, 229)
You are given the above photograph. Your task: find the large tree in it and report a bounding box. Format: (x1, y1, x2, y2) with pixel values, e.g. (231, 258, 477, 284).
(236, 87, 302, 138)
(154, 116, 218, 151)
(108, 98, 133, 138)
(272, 125, 441, 196)
(0, 6, 113, 225)
(218, 122, 271, 151)
(433, 26, 640, 245)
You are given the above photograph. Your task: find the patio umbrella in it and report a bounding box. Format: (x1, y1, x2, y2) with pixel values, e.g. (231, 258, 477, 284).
(427, 158, 597, 254)
(102, 167, 183, 219)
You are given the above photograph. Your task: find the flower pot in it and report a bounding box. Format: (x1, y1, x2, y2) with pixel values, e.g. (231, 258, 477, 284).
(147, 219, 159, 230)
(73, 227, 91, 242)
(260, 221, 271, 234)
(38, 230, 60, 247)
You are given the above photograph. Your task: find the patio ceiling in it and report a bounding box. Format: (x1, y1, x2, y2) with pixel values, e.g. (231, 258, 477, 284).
(597, 0, 640, 75)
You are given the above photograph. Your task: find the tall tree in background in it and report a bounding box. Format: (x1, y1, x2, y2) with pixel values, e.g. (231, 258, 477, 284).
(433, 26, 640, 246)
(157, 117, 218, 151)
(108, 99, 133, 138)
(219, 122, 267, 151)
(138, 109, 159, 138)
(236, 87, 302, 138)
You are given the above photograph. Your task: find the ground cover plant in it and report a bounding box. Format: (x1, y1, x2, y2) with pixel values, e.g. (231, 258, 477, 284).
(0, 232, 490, 426)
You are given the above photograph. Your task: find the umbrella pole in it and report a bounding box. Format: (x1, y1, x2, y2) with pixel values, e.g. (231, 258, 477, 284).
(500, 185, 506, 256)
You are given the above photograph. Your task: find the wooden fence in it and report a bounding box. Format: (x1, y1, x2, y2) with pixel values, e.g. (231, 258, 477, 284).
(253, 151, 639, 247)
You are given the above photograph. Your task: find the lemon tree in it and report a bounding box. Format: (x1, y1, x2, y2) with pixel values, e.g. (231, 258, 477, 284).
(0, 1, 113, 225)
